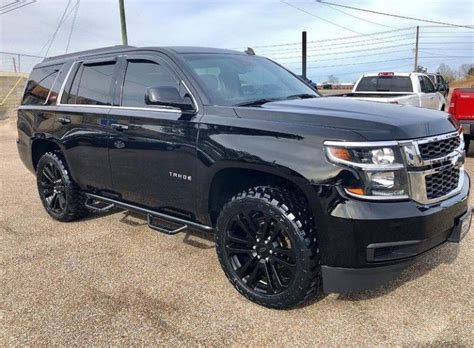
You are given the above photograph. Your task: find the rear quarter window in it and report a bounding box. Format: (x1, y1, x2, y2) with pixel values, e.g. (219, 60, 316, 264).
(22, 64, 64, 105)
(355, 76, 413, 92)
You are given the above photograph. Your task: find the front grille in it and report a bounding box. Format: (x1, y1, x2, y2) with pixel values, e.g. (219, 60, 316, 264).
(418, 135, 460, 160)
(425, 166, 460, 200)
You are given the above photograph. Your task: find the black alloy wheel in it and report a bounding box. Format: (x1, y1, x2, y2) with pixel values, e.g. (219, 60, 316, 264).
(216, 186, 321, 309)
(39, 161, 67, 215)
(36, 152, 89, 222)
(225, 208, 297, 295)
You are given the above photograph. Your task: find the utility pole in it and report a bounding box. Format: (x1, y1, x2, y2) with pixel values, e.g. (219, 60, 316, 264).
(414, 26, 419, 72)
(119, 0, 128, 45)
(302, 31, 307, 78)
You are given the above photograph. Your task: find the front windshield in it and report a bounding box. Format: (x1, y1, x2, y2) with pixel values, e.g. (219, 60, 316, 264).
(181, 54, 319, 106)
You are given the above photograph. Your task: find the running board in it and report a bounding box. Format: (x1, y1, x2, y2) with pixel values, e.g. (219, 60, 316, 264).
(84, 193, 214, 235)
(85, 197, 115, 213)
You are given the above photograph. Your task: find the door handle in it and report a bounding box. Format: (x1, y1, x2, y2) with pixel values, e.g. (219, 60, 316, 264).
(111, 123, 129, 131)
(57, 117, 71, 125)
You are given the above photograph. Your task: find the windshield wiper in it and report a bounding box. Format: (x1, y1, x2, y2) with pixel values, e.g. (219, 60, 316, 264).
(235, 98, 281, 107)
(236, 94, 318, 107)
(285, 93, 318, 99)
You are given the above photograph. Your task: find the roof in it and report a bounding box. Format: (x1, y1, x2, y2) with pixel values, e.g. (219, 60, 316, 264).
(160, 46, 245, 55)
(41, 45, 246, 64)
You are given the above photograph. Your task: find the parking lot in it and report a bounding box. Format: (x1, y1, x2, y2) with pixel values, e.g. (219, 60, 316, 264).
(1, 115, 473, 345)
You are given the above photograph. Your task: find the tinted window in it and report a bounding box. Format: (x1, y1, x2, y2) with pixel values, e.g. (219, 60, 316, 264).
(22, 64, 63, 105)
(181, 54, 318, 106)
(66, 62, 115, 105)
(423, 76, 436, 93)
(121, 60, 179, 107)
(427, 74, 436, 85)
(355, 76, 413, 92)
(418, 76, 427, 92)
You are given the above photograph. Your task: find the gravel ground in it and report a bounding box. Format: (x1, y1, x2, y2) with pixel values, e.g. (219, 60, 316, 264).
(1, 116, 473, 346)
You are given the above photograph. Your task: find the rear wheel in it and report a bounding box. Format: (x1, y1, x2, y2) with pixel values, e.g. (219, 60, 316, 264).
(36, 152, 89, 222)
(215, 186, 321, 309)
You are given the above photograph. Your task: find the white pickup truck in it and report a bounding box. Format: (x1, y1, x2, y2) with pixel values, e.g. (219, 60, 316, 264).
(332, 72, 447, 111)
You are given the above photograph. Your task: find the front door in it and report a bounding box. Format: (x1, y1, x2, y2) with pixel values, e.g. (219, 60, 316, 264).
(107, 55, 199, 218)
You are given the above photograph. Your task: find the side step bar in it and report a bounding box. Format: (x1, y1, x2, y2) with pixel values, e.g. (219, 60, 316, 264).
(85, 193, 214, 235)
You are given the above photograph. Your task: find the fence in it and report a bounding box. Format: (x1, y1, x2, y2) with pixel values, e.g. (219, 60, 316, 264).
(0, 51, 44, 73)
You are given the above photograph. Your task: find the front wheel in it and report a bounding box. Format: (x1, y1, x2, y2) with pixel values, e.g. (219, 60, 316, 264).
(215, 186, 321, 309)
(465, 136, 471, 155)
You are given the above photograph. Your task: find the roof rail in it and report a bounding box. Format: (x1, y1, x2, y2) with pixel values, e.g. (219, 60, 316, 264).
(42, 45, 135, 62)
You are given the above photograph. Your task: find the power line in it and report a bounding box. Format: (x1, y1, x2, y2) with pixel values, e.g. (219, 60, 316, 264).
(257, 35, 415, 54)
(66, 0, 80, 53)
(306, 57, 413, 69)
(304, 56, 472, 70)
(281, 49, 414, 64)
(229, 27, 414, 50)
(280, 0, 362, 34)
(39, 0, 73, 56)
(265, 41, 472, 58)
(0, 1, 20, 11)
(319, 2, 397, 29)
(316, 1, 474, 30)
(267, 43, 415, 60)
(0, 0, 35, 15)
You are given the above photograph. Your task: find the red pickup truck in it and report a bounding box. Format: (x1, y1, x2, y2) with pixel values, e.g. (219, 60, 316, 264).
(449, 88, 474, 152)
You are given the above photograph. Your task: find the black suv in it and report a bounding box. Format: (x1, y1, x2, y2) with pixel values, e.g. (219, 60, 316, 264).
(17, 46, 470, 308)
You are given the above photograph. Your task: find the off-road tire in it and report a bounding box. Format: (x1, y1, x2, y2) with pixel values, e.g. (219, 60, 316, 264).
(36, 152, 89, 222)
(215, 186, 321, 309)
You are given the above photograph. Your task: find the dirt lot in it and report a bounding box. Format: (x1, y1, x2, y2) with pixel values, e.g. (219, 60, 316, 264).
(1, 116, 473, 346)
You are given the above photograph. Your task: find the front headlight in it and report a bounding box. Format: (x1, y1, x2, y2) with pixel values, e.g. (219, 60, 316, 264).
(324, 142, 409, 200)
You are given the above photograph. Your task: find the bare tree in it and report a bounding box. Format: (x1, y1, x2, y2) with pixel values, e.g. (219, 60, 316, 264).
(459, 64, 474, 79)
(437, 63, 457, 82)
(326, 75, 339, 84)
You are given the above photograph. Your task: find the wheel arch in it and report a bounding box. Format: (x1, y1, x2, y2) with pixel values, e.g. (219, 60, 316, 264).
(31, 136, 66, 171)
(202, 163, 319, 227)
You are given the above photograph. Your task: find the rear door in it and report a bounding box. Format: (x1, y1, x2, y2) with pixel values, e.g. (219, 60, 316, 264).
(107, 54, 199, 217)
(57, 57, 118, 191)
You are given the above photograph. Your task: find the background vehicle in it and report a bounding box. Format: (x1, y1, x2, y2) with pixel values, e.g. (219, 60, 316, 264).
(426, 72, 450, 98)
(331, 72, 446, 111)
(449, 88, 474, 152)
(17, 46, 470, 309)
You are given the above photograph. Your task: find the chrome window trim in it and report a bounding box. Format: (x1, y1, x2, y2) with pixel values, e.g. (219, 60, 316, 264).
(57, 62, 77, 105)
(44, 66, 62, 105)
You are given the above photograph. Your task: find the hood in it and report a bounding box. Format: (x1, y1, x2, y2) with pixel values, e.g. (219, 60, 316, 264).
(233, 97, 457, 141)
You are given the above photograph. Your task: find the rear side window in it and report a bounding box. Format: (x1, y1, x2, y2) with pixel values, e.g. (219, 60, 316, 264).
(22, 64, 63, 105)
(423, 76, 436, 93)
(355, 76, 413, 92)
(66, 62, 116, 105)
(121, 59, 179, 107)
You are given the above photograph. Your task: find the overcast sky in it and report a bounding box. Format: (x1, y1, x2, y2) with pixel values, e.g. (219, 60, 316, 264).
(1, 0, 473, 82)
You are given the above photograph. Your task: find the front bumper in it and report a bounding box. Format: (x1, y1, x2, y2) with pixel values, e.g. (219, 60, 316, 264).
(320, 171, 470, 293)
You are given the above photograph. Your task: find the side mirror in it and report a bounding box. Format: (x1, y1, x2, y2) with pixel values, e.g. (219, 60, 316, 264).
(145, 86, 195, 112)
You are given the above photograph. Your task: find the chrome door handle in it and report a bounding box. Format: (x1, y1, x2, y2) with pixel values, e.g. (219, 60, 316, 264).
(111, 123, 129, 131)
(57, 117, 71, 125)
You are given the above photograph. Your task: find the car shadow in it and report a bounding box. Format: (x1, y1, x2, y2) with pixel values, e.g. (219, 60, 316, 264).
(335, 242, 460, 302)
